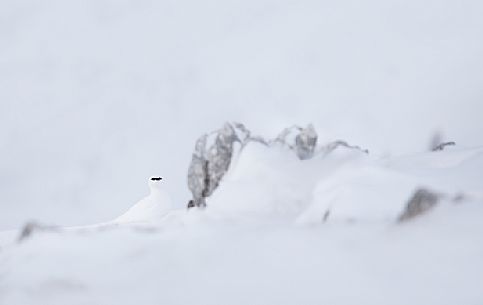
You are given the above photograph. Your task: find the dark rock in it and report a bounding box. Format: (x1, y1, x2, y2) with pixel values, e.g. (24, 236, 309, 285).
(323, 140, 369, 155)
(432, 141, 456, 151)
(398, 188, 440, 222)
(18, 221, 57, 242)
(295, 124, 318, 160)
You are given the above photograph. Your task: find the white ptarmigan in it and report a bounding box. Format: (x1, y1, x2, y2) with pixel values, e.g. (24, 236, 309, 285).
(115, 176, 172, 224)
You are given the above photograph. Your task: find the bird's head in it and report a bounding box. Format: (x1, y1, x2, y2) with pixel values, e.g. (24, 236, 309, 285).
(148, 176, 163, 191)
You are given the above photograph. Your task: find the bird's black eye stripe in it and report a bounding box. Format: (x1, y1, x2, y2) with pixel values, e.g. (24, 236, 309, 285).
(150, 177, 162, 181)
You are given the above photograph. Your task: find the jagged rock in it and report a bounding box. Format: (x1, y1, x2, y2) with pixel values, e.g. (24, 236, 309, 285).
(186, 122, 368, 207)
(295, 124, 318, 160)
(271, 124, 320, 160)
(231, 122, 252, 145)
(272, 124, 367, 158)
(273, 125, 303, 148)
(206, 123, 238, 196)
(187, 123, 241, 208)
(432, 141, 456, 151)
(428, 131, 456, 151)
(187, 135, 209, 207)
(429, 131, 443, 151)
(187, 200, 196, 209)
(398, 188, 440, 222)
(322, 140, 369, 156)
(232, 122, 269, 147)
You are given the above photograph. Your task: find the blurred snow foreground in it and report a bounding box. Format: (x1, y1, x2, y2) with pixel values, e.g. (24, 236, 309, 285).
(1, 123, 483, 305)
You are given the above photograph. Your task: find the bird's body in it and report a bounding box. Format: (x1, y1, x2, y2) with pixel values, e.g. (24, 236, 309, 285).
(115, 177, 172, 223)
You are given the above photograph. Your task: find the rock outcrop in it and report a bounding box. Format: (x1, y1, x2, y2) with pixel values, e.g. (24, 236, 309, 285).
(187, 122, 368, 208)
(398, 188, 440, 222)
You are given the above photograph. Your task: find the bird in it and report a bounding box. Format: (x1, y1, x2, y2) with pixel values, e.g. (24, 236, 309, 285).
(115, 176, 172, 224)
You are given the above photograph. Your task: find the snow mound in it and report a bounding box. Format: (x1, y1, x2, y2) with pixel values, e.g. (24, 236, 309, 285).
(0, 147, 482, 305)
(203, 143, 483, 224)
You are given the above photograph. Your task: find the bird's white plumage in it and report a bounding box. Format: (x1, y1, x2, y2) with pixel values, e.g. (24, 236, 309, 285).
(115, 177, 172, 223)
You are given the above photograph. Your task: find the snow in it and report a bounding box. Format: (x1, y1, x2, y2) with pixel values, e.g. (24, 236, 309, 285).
(1, 0, 483, 229)
(1, 145, 482, 305)
(4, 217, 482, 305)
(1, 0, 483, 303)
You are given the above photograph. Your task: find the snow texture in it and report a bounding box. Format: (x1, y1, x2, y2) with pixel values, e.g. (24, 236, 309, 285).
(1, 145, 482, 305)
(1, 0, 483, 230)
(1, 0, 483, 303)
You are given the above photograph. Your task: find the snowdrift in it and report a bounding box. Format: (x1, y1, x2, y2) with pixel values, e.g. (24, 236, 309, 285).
(201, 141, 483, 225)
(0, 143, 482, 305)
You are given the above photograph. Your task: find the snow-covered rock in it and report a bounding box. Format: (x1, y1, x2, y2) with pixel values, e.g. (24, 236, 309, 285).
(295, 124, 318, 160)
(187, 123, 242, 208)
(205, 141, 483, 225)
(398, 188, 441, 222)
(186, 122, 370, 210)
